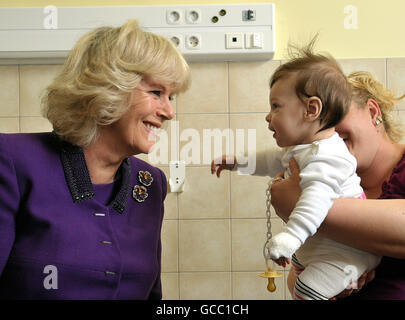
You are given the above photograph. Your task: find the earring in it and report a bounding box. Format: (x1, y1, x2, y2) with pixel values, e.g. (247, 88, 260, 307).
(376, 116, 383, 125)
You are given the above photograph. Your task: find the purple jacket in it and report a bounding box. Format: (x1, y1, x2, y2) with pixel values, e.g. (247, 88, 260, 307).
(0, 132, 166, 299)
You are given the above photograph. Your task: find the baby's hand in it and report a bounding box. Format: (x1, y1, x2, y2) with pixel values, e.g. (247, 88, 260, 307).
(211, 155, 237, 178)
(269, 232, 301, 260)
(273, 257, 291, 268)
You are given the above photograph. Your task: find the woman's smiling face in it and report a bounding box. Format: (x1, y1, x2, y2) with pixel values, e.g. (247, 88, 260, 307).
(335, 100, 381, 173)
(108, 76, 175, 155)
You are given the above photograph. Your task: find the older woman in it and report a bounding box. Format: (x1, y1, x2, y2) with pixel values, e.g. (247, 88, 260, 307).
(0, 19, 190, 299)
(271, 71, 405, 299)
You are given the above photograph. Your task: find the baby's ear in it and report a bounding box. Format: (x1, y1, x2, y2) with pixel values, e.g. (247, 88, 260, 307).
(304, 96, 322, 122)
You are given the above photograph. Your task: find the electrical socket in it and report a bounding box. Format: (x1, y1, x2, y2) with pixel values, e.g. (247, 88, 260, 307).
(166, 9, 182, 25)
(185, 34, 201, 50)
(185, 9, 201, 24)
(169, 34, 182, 47)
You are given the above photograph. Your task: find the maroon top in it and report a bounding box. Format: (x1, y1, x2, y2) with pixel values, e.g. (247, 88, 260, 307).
(347, 152, 405, 300)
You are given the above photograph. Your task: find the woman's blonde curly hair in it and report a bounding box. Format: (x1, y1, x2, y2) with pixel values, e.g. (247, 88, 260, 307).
(348, 71, 405, 143)
(42, 19, 190, 147)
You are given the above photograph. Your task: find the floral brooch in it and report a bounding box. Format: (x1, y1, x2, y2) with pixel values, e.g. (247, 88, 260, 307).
(132, 171, 154, 203)
(138, 171, 154, 187)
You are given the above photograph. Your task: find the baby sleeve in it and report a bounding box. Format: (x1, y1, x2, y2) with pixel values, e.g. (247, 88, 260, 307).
(236, 148, 285, 177)
(283, 153, 355, 244)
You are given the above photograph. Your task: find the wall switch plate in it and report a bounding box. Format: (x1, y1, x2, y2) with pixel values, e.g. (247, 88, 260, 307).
(245, 32, 263, 49)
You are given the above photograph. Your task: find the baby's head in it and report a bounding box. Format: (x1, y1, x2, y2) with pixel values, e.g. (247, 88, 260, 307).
(267, 40, 351, 146)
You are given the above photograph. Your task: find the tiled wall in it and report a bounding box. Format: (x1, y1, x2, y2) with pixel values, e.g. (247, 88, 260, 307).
(1, 58, 405, 300)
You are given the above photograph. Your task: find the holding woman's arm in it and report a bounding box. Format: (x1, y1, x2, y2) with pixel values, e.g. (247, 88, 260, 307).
(322, 198, 405, 259)
(272, 158, 405, 259)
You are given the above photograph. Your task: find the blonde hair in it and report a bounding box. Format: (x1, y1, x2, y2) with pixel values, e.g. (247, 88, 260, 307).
(270, 38, 351, 131)
(348, 71, 405, 143)
(42, 19, 190, 147)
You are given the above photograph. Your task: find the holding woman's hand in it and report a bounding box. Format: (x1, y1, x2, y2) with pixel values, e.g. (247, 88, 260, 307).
(332, 270, 376, 299)
(270, 157, 302, 222)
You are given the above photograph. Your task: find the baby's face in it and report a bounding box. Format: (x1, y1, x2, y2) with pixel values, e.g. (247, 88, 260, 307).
(266, 75, 309, 147)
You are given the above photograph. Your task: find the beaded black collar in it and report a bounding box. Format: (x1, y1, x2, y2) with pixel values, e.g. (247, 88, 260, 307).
(52, 132, 132, 214)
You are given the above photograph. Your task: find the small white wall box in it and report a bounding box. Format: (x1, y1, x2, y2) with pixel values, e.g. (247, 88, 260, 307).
(0, 3, 275, 64)
(169, 161, 186, 193)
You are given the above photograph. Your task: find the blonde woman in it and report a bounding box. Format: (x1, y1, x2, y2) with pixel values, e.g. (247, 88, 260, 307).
(0, 20, 190, 299)
(271, 71, 405, 299)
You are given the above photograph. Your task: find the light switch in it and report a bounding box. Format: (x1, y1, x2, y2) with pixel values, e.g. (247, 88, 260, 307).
(245, 32, 263, 49)
(252, 32, 263, 48)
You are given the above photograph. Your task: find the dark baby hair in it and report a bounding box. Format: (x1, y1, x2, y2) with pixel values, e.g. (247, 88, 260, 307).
(270, 37, 351, 131)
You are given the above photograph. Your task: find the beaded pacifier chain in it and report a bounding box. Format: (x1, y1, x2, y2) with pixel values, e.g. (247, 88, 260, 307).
(259, 178, 283, 292)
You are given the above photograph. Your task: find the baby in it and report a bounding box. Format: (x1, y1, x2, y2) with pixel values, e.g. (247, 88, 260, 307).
(211, 44, 381, 300)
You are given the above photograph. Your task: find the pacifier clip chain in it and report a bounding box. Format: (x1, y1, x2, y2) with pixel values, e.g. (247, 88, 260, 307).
(259, 178, 283, 292)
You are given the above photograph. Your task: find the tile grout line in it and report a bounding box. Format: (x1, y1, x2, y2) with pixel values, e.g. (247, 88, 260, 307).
(227, 61, 234, 300)
(175, 111, 180, 299)
(175, 110, 181, 300)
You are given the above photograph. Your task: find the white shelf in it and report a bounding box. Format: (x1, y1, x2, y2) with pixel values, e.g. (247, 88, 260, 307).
(0, 4, 275, 64)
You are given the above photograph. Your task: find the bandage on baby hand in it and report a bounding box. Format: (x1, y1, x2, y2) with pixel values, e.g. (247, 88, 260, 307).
(269, 232, 302, 260)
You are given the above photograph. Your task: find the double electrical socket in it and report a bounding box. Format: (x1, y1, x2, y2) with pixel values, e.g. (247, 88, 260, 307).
(169, 34, 202, 50)
(166, 8, 202, 25)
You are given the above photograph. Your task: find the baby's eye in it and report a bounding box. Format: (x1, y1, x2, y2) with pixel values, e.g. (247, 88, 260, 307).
(169, 96, 174, 101)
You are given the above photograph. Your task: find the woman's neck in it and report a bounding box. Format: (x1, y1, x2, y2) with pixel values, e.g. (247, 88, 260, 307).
(359, 140, 405, 198)
(83, 132, 127, 185)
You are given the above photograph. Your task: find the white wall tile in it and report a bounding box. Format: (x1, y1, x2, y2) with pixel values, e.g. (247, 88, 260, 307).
(0, 66, 19, 117)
